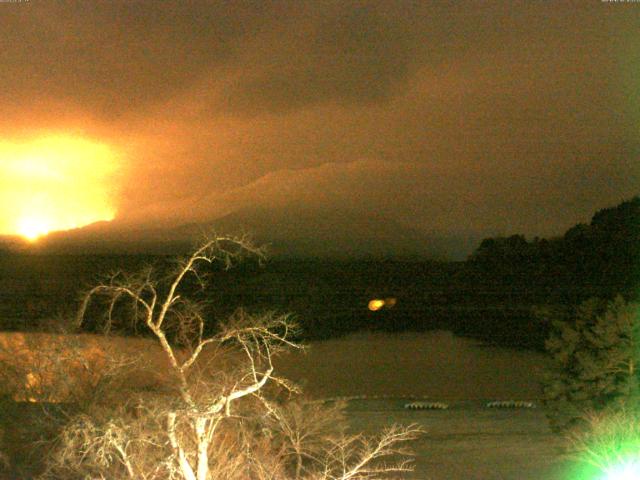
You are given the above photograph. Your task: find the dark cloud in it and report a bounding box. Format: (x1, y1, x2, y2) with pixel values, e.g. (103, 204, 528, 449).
(1, 1, 639, 256)
(0, 1, 279, 116)
(216, 2, 419, 115)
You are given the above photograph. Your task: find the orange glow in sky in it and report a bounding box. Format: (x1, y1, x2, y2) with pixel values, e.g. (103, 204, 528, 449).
(0, 136, 120, 241)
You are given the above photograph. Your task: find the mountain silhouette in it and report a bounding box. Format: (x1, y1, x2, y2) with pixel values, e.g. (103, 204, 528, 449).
(13, 204, 455, 259)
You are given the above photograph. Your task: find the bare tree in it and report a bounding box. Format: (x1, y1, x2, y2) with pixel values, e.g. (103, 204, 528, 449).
(37, 235, 421, 480)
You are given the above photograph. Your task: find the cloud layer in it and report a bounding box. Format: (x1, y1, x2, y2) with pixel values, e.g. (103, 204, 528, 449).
(1, 1, 638, 254)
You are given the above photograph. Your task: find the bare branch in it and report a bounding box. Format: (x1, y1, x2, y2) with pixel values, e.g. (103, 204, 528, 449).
(322, 424, 424, 480)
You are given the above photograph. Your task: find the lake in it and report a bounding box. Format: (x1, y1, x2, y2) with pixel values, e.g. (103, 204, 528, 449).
(276, 330, 548, 400)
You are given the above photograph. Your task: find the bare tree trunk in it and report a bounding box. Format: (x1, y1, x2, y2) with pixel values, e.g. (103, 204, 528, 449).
(294, 444, 303, 479)
(168, 412, 197, 480)
(195, 417, 210, 480)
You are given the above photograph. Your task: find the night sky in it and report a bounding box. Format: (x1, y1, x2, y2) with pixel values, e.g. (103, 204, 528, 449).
(1, 1, 639, 257)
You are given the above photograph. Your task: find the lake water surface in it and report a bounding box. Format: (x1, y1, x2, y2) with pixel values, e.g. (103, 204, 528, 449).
(276, 330, 548, 400)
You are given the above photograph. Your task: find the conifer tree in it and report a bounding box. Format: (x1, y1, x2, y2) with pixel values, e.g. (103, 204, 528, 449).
(543, 296, 640, 431)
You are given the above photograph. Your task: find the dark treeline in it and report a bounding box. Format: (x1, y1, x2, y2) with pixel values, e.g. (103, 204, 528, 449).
(0, 197, 638, 350)
(454, 196, 639, 347)
(467, 196, 639, 302)
(211, 196, 640, 348)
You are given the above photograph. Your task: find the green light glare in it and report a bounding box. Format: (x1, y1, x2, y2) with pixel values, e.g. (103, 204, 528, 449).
(602, 459, 640, 480)
(561, 418, 640, 480)
(565, 456, 640, 480)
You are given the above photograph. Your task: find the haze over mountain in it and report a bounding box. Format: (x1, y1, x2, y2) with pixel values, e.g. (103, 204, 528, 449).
(16, 203, 474, 260)
(7, 194, 637, 262)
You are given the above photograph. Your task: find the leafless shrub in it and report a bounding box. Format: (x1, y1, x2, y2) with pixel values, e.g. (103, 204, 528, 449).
(0, 332, 106, 403)
(266, 399, 348, 478)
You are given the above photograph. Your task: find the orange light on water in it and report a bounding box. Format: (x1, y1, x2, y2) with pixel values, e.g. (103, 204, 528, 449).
(368, 297, 397, 312)
(0, 136, 120, 241)
(368, 299, 386, 311)
(384, 297, 397, 308)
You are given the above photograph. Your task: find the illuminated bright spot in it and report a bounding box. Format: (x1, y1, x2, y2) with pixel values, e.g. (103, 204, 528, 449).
(0, 135, 120, 241)
(603, 459, 640, 480)
(25, 372, 40, 403)
(368, 299, 385, 311)
(16, 217, 54, 242)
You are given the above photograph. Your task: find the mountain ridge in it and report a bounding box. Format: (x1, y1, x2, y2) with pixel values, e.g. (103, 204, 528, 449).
(2, 204, 456, 259)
